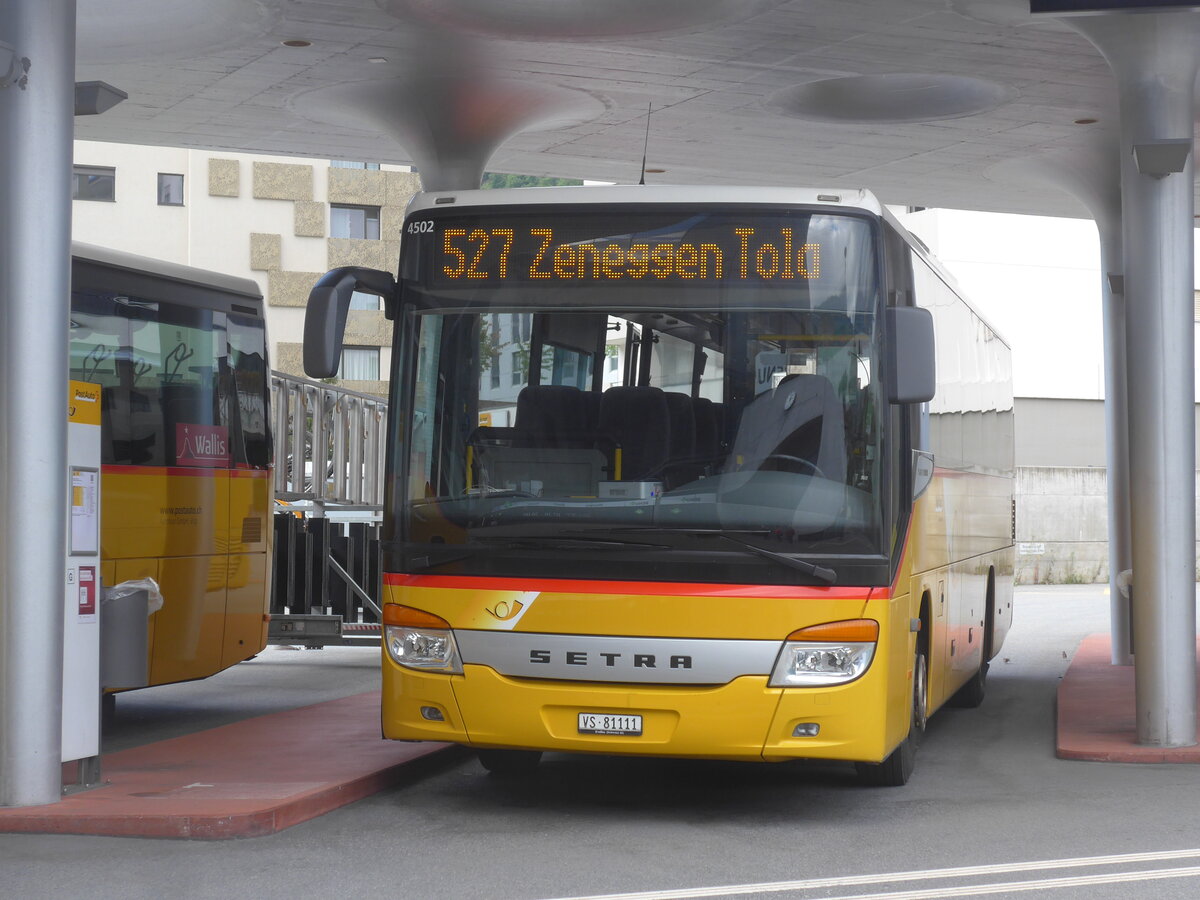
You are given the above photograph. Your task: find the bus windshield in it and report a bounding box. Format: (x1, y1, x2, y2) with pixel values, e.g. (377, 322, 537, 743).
(392, 206, 887, 585)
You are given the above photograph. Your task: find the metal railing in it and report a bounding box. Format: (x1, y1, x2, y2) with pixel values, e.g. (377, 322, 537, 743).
(268, 372, 388, 646)
(270, 371, 388, 507)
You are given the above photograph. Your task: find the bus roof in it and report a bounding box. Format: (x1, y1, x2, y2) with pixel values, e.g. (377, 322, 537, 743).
(72, 241, 263, 304)
(406, 184, 884, 216)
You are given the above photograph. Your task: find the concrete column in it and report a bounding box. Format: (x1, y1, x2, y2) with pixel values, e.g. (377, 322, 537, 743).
(1069, 11, 1199, 746)
(0, 0, 75, 805)
(989, 145, 1131, 665)
(1102, 269, 1133, 667)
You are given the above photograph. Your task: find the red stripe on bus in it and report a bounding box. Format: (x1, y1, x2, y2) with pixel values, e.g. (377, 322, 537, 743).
(102, 465, 271, 478)
(383, 573, 874, 600)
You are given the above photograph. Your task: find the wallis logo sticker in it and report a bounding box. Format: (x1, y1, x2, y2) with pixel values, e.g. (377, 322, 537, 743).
(175, 423, 230, 468)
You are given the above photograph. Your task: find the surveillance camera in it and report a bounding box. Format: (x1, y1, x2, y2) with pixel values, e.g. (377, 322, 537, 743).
(0, 42, 15, 87)
(1, 41, 29, 90)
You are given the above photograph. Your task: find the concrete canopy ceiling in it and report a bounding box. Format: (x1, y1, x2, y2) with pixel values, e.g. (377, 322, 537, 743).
(71, 0, 1200, 218)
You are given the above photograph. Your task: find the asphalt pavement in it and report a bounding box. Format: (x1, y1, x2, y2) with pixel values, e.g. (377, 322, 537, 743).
(3, 585, 1199, 900)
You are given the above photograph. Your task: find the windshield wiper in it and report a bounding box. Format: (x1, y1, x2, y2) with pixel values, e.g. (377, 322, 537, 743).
(610, 527, 838, 585)
(715, 533, 838, 585)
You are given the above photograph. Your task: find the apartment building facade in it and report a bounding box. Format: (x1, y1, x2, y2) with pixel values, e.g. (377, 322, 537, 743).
(71, 139, 422, 396)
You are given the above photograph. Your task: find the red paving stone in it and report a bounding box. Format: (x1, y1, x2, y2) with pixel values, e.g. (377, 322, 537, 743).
(1057, 633, 1200, 763)
(0, 692, 450, 839)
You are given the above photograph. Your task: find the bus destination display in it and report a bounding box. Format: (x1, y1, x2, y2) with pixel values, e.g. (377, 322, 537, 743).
(413, 215, 832, 287)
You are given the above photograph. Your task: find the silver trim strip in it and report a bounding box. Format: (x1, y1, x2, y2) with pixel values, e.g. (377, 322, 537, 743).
(455, 630, 781, 685)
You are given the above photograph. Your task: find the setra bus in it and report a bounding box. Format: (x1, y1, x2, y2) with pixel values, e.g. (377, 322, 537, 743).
(304, 186, 1013, 785)
(70, 242, 273, 688)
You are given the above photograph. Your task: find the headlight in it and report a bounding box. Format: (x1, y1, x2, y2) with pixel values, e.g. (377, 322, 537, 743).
(383, 605, 463, 674)
(769, 619, 878, 687)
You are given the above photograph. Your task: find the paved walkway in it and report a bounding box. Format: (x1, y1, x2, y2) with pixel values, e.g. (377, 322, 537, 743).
(3, 607, 1198, 841)
(1057, 633, 1200, 763)
(0, 691, 450, 839)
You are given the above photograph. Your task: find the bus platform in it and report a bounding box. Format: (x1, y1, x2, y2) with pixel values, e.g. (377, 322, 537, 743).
(0, 691, 453, 839)
(1057, 633, 1200, 762)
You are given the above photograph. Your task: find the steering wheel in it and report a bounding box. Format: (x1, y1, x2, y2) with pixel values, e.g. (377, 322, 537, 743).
(762, 453, 825, 479)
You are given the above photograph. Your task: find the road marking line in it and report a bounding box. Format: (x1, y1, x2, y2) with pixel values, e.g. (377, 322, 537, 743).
(539, 847, 1200, 900)
(783, 865, 1200, 900)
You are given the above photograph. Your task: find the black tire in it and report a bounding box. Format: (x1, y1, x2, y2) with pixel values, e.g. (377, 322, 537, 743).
(856, 650, 927, 787)
(477, 749, 543, 775)
(948, 659, 987, 708)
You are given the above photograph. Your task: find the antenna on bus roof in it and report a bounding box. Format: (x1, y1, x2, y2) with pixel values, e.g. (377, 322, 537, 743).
(638, 103, 652, 185)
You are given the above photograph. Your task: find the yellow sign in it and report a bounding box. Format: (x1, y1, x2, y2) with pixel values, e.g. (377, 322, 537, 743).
(68, 380, 102, 426)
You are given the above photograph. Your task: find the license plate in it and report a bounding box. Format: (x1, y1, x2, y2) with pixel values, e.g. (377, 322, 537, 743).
(578, 712, 643, 736)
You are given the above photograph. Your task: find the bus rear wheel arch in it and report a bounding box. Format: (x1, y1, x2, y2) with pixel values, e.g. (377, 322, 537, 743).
(948, 567, 995, 709)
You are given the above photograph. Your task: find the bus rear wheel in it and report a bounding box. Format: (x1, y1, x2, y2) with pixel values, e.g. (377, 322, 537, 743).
(478, 749, 543, 776)
(856, 649, 927, 787)
(948, 659, 987, 708)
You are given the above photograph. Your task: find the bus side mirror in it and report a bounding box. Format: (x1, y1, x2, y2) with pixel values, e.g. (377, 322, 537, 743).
(303, 267, 397, 379)
(886, 306, 936, 404)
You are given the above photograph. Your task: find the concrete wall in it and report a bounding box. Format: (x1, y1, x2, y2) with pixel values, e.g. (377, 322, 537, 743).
(1015, 465, 1200, 584)
(1015, 396, 1200, 467)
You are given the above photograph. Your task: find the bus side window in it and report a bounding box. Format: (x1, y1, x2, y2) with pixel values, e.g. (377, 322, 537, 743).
(227, 315, 272, 468)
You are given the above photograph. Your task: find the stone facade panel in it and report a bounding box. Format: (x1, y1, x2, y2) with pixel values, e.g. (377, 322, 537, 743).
(381, 206, 406, 242)
(208, 158, 240, 197)
(250, 233, 282, 271)
(328, 167, 387, 206)
(275, 342, 304, 378)
(384, 240, 401, 270)
(268, 270, 323, 307)
(386, 170, 422, 207)
(338, 379, 387, 399)
(294, 201, 327, 238)
(344, 311, 390, 346)
(328, 238, 391, 271)
(253, 161, 313, 201)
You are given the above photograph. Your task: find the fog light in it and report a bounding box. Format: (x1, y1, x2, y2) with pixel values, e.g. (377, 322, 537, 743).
(420, 706, 445, 722)
(792, 722, 820, 737)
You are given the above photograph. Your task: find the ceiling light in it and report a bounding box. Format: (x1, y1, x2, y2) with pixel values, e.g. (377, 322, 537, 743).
(74, 81, 128, 116)
(368, 57, 388, 64)
(1074, 118, 1098, 125)
(281, 39, 312, 48)
(768, 73, 1013, 124)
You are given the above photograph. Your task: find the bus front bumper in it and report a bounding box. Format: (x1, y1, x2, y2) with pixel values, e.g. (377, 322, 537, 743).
(383, 662, 896, 763)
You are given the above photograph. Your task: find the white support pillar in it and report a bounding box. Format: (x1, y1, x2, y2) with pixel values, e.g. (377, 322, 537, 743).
(990, 145, 1132, 665)
(0, 0, 75, 805)
(1069, 10, 1199, 747)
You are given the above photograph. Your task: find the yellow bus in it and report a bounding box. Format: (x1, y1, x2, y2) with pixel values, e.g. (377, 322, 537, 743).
(69, 243, 273, 688)
(305, 186, 1013, 785)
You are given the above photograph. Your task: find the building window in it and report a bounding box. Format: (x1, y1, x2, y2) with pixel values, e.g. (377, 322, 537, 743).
(349, 290, 383, 311)
(72, 165, 115, 202)
(330, 161, 380, 170)
(157, 173, 184, 206)
(338, 347, 380, 381)
(330, 204, 381, 240)
(511, 351, 526, 386)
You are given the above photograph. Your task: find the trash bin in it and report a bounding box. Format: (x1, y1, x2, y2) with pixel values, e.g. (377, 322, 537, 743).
(100, 578, 160, 689)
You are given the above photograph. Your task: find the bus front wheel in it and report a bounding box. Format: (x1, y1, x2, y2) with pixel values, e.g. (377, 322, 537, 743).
(856, 650, 927, 787)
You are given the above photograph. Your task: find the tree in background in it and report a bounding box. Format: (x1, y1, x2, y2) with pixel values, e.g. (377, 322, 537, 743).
(481, 173, 582, 189)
